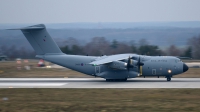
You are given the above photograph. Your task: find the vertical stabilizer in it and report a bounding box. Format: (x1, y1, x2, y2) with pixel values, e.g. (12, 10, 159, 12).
(9, 24, 62, 55)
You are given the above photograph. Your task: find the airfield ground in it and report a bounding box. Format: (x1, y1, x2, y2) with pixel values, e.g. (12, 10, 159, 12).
(0, 60, 92, 78)
(0, 60, 199, 78)
(0, 89, 199, 112)
(0, 61, 200, 112)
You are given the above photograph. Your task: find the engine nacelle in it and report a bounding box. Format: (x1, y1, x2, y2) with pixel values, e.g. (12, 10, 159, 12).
(108, 61, 127, 70)
(123, 59, 138, 66)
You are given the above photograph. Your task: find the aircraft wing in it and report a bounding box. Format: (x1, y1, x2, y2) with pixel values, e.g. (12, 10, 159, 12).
(177, 57, 192, 59)
(89, 54, 136, 65)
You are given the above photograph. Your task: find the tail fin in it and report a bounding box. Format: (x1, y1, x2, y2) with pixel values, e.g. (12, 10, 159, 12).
(9, 24, 62, 55)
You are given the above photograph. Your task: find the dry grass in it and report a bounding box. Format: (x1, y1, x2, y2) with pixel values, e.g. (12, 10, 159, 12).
(0, 89, 200, 112)
(0, 60, 200, 78)
(0, 60, 92, 78)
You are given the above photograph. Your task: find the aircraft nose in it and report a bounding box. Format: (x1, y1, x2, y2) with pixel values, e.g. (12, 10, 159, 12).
(183, 63, 189, 72)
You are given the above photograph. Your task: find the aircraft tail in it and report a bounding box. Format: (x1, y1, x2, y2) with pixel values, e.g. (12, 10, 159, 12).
(9, 24, 62, 55)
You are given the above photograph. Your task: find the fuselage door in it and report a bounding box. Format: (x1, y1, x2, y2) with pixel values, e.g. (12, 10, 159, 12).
(95, 66, 100, 74)
(152, 69, 156, 75)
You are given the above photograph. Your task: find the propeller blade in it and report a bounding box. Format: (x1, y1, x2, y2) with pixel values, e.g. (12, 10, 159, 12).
(137, 56, 144, 75)
(138, 56, 140, 64)
(137, 56, 140, 73)
(140, 66, 143, 75)
(127, 56, 130, 72)
(127, 56, 134, 72)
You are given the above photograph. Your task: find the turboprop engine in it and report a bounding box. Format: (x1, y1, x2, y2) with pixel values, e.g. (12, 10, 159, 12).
(108, 61, 127, 70)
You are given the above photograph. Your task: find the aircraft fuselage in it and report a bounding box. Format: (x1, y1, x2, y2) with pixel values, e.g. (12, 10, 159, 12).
(37, 54, 188, 81)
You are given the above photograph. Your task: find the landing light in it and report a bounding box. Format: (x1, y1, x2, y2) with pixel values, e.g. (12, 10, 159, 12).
(46, 66, 51, 68)
(124, 63, 127, 66)
(168, 70, 172, 73)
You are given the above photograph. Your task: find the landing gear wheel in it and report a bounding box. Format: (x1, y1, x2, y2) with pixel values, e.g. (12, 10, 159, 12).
(106, 79, 127, 82)
(106, 79, 110, 82)
(167, 77, 171, 81)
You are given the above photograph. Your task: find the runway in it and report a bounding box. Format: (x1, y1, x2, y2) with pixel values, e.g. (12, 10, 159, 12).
(0, 78, 200, 88)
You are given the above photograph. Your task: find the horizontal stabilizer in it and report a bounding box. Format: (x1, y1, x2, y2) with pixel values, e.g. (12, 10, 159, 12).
(7, 24, 45, 30)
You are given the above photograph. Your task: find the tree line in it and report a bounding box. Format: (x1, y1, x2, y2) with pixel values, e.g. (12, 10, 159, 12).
(1, 35, 200, 59)
(60, 37, 193, 58)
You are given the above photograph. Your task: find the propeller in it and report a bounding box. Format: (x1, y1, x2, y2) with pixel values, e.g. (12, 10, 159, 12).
(127, 56, 133, 72)
(126, 56, 144, 74)
(137, 56, 144, 75)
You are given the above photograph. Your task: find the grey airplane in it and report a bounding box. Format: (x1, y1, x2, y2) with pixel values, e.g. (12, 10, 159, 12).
(10, 24, 189, 81)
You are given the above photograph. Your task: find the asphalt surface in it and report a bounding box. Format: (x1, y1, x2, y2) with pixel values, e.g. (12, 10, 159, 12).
(0, 78, 200, 88)
(186, 62, 200, 67)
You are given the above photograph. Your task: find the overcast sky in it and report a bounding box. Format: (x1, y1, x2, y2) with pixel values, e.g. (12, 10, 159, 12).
(0, 0, 200, 23)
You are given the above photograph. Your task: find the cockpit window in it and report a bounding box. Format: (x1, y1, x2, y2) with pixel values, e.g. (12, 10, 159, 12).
(175, 59, 182, 63)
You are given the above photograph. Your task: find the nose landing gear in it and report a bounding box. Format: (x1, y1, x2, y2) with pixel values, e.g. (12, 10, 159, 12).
(166, 76, 171, 81)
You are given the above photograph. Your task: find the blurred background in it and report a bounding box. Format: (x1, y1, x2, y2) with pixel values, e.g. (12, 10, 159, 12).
(1, 1, 200, 112)
(1, 22, 200, 59)
(1, 22, 200, 78)
(1, 0, 200, 78)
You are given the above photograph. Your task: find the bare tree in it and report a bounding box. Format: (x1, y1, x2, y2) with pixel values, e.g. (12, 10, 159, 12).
(63, 37, 80, 49)
(110, 43, 132, 55)
(83, 37, 110, 56)
(0, 45, 8, 55)
(188, 35, 200, 59)
(138, 38, 149, 46)
(167, 45, 181, 56)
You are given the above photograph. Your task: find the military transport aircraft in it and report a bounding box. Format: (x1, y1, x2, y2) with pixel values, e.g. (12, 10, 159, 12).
(9, 24, 189, 81)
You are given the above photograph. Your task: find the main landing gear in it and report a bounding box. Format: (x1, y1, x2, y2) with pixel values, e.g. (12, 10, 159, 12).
(166, 76, 171, 81)
(106, 79, 127, 82)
